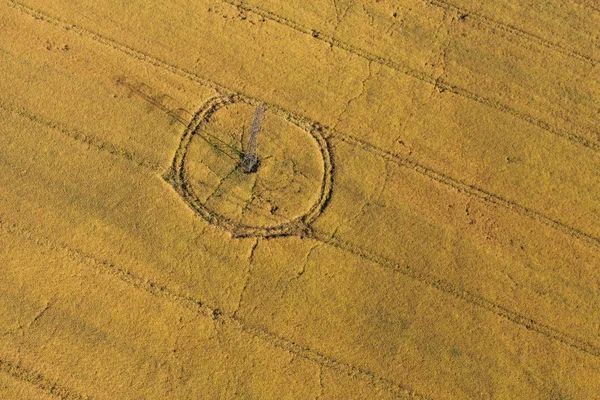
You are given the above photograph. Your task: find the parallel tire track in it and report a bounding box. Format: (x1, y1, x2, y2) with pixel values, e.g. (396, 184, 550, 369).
(0, 101, 163, 173)
(4, 1, 230, 94)
(8, 0, 600, 156)
(6, 0, 600, 253)
(0, 219, 428, 400)
(427, 0, 599, 66)
(4, 0, 600, 365)
(5, 97, 600, 377)
(312, 232, 600, 359)
(331, 134, 600, 250)
(0, 358, 89, 400)
(5, 80, 600, 363)
(6, 62, 600, 362)
(221, 0, 600, 154)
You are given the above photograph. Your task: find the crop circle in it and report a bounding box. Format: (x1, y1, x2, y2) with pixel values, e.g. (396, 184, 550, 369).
(167, 95, 333, 238)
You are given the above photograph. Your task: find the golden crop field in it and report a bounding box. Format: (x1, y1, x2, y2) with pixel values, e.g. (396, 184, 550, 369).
(1, 0, 599, 398)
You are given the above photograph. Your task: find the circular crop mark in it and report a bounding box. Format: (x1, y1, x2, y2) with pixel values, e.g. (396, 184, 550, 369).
(166, 95, 333, 238)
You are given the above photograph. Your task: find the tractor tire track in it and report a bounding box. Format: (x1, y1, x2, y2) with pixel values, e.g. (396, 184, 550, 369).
(0, 218, 428, 400)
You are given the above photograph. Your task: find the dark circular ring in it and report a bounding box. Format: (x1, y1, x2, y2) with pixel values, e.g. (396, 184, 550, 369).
(166, 94, 333, 238)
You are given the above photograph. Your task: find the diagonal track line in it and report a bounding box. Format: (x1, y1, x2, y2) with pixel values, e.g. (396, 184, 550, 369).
(4, 0, 600, 365)
(0, 358, 90, 399)
(312, 231, 600, 359)
(331, 134, 600, 251)
(0, 219, 429, 400)
(3, 97, 600, 368)
(4, 81, 600, 360)
(221, 0, 600, 154)
(8, 0, 600, 156)
(426, 0, 599, 66)
(4, 1, 230, 93)
(0, 100, 163, 172)
(5, 0, 600, 254)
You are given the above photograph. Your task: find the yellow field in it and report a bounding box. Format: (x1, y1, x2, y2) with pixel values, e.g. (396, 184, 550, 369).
(1, 0, 599, 398)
